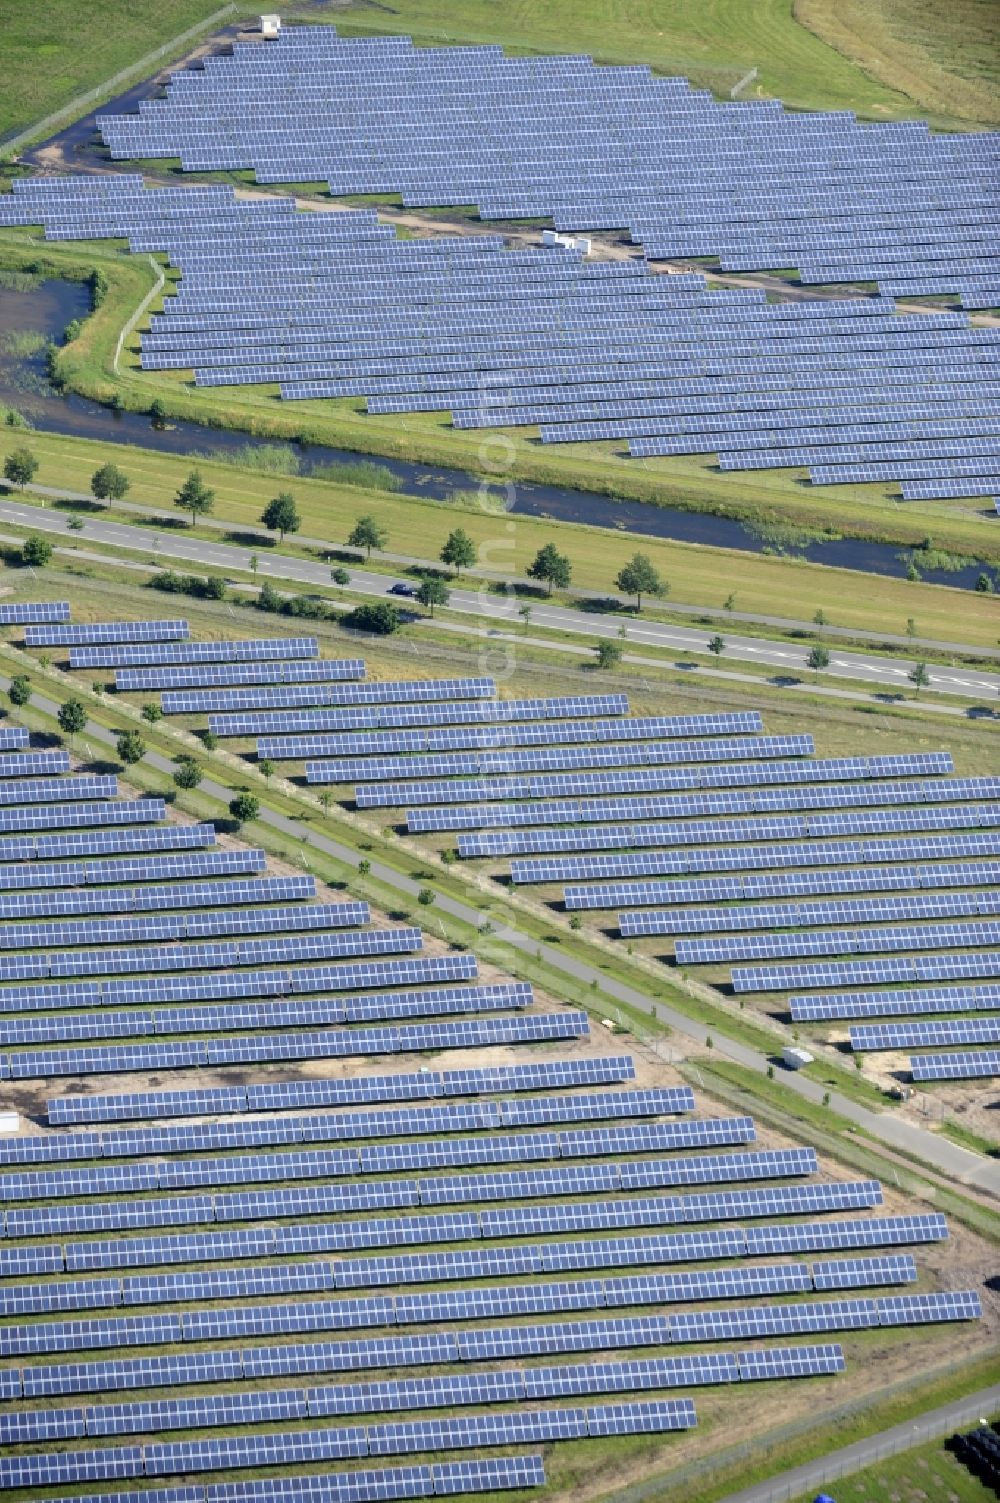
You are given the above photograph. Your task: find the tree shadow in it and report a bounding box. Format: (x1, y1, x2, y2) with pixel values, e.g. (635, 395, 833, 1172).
(577, 596, 625, 614)
(224, 531, 274, 548)
(53, 497, 105, 515)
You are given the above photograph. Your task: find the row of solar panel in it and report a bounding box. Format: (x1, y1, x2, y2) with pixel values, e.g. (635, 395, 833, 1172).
(0, 601, 70, 625)
(0, 820, 218, 866)
(149, 325, 997, 370)
(445, 376, 1000, 420)
(1, 1087, 689, 1164)
(566, 862, 1000, 910)
(0, 1351, 841, 1443)
(518, 831, 1000, 885)
(25, 619, 189, 647)
(732, 953, 1000, 993)
(304, 713, 768, 765)
(312, 734, 811, 785)
(408, 778, 1000, 835)
(851, 1019, 1000, 1051)
(4, 953, 482, 1013)
(0, 751, 70, 779)
(142, 304, 960, 352)
(0, 1404, 682, 1489)
(0, 923, 425, 982)
(910, 1050, 1000, 1081)
(354, 753, 956, 809)
(0, 1280, 974, 1364)
(0, 983, 535, 1045)
(0, 898, 366, 949)
(0, 1211, 949, 1283)
(216, 694, 632, 740)
(0, 1180, 886, 1241)
(67, 636, 319, 669)
(630, 892, 1000, 943)
(48, 1055, 638, 1123)
(0, 774, 117, 806)
(0, 1011, 588, 1079)
(162, 678, 496, 714)
(1, 1246, 906, 1319)
(0, 1291, 979, 1374)
(0, 1457, 546, 1503)
(0, 1142, 804, 1204)
(0, 1118, 757, 1196)
(458, 804, 1000, 857)
(117, 660, 367, 690)
(790, 984, 1000, 1021)
(0, 870, 304, 915)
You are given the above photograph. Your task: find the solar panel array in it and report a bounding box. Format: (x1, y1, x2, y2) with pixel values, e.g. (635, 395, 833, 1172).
(0, 699, 605, 1091)
(0, 990, 982, 1493)
(24, 619, 190, 648)
(92, 29, 998, 313)
(1, 161, 996, 503)
(910, 1050, 1000, 1081)
(0, 641, 986, 1490)
(286, 679, 992, 1087)
(0, 600, 70, 625)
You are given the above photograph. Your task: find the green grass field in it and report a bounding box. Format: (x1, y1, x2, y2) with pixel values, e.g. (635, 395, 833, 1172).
(0, 0, 996, 151)
(798, 0, 1000, 127)
(0, 0, 227, 140)
(7, 424, 1000, 650)
(789, 1432, 998, 1503)
(326, 0, 999, 126)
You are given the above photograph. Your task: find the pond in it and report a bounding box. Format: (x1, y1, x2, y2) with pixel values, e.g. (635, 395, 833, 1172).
(0, 274, 993, 591)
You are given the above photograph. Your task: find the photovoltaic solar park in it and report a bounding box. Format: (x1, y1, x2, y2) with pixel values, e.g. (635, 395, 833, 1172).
(0, 24, 996, 514)
(144, 625, 1000, 1091)
(0, 602, 992, 1503)
(0, 5, 998, 1495)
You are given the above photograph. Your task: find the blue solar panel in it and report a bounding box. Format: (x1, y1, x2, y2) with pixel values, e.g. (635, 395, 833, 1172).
(25, 619, 189, 647)
(116, 659, 366, 692)
(71, 636, 319, 669)
(0, 601, 70, 625)
(910, 1050, 1000, 1080)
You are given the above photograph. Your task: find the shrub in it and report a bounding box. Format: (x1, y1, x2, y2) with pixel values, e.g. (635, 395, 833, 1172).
(21, 534, 53, 567)
(343, 602, 400, 635)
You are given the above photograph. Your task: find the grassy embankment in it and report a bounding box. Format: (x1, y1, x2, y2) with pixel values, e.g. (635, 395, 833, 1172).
(2, 231, 999, 578)
(9, 424, 1000, 653)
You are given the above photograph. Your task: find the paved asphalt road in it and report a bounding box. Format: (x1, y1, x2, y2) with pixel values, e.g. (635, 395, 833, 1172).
(26, 482, 998, 658)
(3, 498, 999, 701)
(715, 1381, 1000, 1503)
(5, 669, 998, 1197)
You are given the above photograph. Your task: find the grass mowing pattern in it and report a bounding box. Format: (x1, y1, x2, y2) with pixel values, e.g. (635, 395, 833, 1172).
(330, 0, 946, 121)
(797, 0, 1000, 127)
